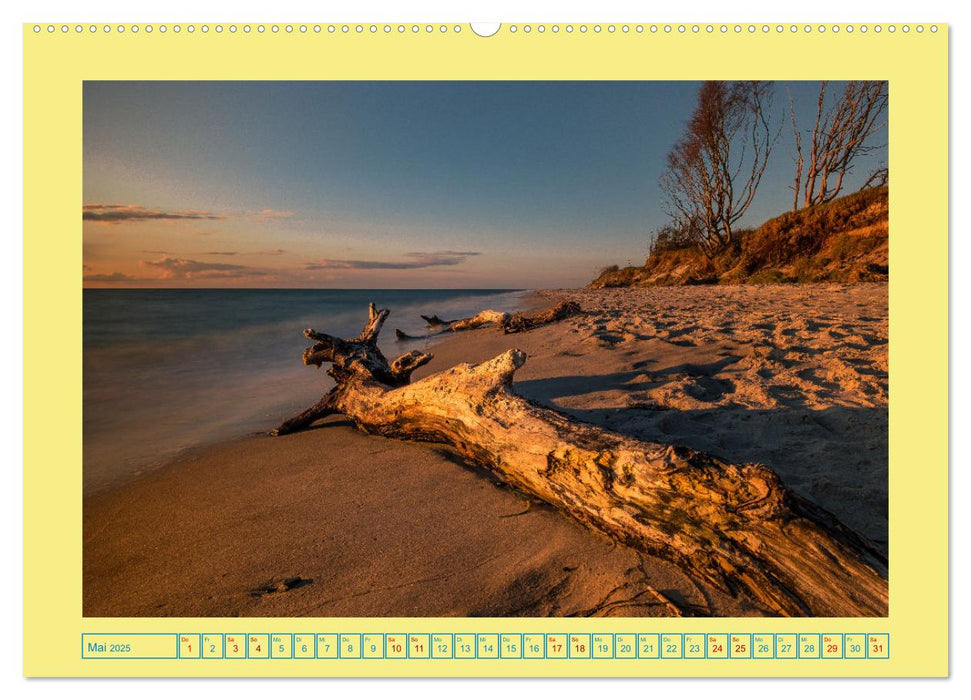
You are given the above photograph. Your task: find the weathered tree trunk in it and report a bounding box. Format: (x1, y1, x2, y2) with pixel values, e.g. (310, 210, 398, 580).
(395, 309, 509, 341)
(276, 304, 888, 617)
(420, 314, 458, 328)
(395, 300, 581, 341)
(502, 300, 582, 333)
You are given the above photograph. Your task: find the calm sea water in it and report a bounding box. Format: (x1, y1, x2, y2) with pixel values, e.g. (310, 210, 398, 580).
(83, 289, 528, 493)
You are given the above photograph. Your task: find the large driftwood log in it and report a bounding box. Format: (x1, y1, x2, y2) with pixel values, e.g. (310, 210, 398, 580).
(276, 304, 888, 617)
(395, 300, 581, 341)
(502, 299, 582, 333)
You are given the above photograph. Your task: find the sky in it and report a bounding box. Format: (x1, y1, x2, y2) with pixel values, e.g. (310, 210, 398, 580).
(83, 81, 887, 289)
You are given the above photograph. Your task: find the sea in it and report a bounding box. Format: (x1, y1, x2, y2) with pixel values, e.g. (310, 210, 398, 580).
(83, 288, 529, 493)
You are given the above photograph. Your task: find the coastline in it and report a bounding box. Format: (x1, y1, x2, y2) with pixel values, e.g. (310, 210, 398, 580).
(84, 282, 888, 617)
(82, 288, 533, 495)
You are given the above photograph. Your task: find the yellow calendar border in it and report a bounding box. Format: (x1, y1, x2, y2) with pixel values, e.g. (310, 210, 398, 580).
(23, 22, 948, 677)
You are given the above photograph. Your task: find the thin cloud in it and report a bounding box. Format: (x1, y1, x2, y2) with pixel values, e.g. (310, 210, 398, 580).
(140, 256, 267, 280)
(83, 204, 225, 224)
(83, 272, 137, 282)
(305, 250, 480, 271)
(249, 209, 295, 222)
(204, 249, 286, 257)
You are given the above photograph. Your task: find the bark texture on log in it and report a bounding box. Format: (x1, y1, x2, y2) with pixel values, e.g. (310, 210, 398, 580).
(276, 304, 888, 617)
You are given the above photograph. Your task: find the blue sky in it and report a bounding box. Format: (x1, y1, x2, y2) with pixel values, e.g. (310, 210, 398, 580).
(83, 81, 886, 288)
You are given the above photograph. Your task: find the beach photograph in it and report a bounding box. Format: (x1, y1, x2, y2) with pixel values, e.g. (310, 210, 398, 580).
(83, 80, 889, 618)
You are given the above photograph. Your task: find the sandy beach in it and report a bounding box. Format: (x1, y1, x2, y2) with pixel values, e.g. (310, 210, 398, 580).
(83, 282, 888, 618)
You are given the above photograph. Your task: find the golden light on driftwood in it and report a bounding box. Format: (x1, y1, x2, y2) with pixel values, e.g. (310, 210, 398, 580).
(276, 303, 888, 617)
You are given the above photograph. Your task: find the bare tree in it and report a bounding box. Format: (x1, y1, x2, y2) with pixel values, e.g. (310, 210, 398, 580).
(660, 81, 775, 258)
(788, 81, 888, 210)
(788, 87, 804, 213)
(861, 165, 889, 190)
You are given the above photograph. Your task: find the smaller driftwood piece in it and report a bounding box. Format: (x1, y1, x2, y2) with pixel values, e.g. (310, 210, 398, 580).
(274, 303, 888, 617)
(395, 299, 581, 341)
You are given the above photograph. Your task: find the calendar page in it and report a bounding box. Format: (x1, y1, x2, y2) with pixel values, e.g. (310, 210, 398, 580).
(22, 19, 947, 677)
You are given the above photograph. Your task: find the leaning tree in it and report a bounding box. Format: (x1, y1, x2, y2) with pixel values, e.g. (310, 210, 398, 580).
(660, 81, 776, 258)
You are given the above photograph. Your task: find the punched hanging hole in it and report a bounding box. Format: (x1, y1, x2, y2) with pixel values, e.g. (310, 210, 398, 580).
(470, 23, 501, 37)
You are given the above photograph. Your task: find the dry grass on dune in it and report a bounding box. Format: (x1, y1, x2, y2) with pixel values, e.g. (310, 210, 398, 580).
(590, 186, 888, 288)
